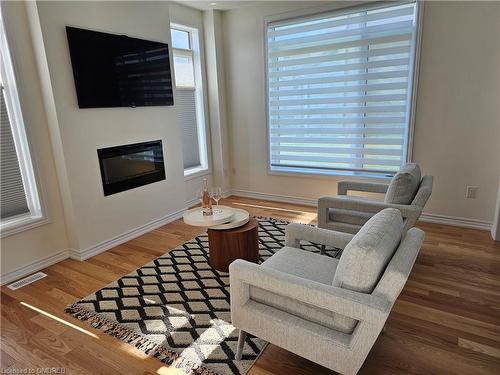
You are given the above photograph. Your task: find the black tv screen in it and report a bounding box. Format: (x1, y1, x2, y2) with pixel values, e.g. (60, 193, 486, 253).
(66, 26, 174, 108)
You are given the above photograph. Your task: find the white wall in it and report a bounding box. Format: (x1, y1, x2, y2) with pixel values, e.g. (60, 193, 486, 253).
(31, 0, 188, 252)
(222, 1, 388, 206)
(168, 4, 233, 202)
(222, 1, 500, 224)
(169, 2, 215, 205)
(0, 0, 226, 282)
(492, 178, 500, 241)
(2, 0, 498, 281)
(412, 1, 500, 223)
(204, 9, 232, 195)
(0, 1, 70, 279)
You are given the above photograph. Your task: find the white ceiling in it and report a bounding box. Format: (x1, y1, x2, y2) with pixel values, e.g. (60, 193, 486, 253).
(174, 1, 258, 11)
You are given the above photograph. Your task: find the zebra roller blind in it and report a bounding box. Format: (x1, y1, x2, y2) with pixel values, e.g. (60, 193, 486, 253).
(267, 1, 419, 175)
(1, 86, 29, 219)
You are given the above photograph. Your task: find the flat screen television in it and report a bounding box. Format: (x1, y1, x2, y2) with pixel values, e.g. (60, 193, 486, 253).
(66, 26, 174, 108)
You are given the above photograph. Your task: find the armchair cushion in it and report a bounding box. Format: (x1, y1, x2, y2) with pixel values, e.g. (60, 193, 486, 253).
(249, 287, 356, 333)
(256, 248, 357, 333)
(384, 163, 421, 204)
(262, 247, 338, 285)
(333, 208, 403, 293)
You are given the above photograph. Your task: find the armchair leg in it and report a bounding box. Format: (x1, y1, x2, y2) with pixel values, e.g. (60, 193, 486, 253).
(235, 330, 247, 360)
(320, 245, 326, 255)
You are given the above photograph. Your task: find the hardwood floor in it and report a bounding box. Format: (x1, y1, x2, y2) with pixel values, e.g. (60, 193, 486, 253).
(1, 196, 500, 374)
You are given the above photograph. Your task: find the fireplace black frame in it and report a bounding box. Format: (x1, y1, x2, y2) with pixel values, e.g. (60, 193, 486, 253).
(97, 140, 165, 196)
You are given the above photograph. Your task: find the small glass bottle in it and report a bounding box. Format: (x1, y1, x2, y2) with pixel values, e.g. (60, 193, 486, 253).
(201, 178, 213, 216)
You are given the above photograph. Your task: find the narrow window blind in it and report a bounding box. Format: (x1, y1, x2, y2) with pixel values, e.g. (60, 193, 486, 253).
(176, 89, 201, 169)
(267, 2, 419, 175)
(171, 25, 208, 175)
(0, 86, 29, 219)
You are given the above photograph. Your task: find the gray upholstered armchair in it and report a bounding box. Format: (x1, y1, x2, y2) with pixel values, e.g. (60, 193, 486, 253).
(318, 163, 433, 234)
(230, 208, 424, 375)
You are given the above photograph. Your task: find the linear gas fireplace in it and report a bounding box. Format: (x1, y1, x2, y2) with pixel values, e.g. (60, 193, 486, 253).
(97, 140, 165, 196)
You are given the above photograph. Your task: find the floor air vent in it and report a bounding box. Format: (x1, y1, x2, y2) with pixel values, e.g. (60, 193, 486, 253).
(7, 272, 47, 290)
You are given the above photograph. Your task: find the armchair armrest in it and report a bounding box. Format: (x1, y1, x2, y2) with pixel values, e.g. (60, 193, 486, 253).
(285, 223, 354, 249)
(337, 181, 389, 195)
(318, 196, 421, 220)
(229, 259, 391, 324)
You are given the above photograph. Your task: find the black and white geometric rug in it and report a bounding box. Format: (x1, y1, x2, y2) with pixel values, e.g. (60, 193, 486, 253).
(65, 217, 342, 375)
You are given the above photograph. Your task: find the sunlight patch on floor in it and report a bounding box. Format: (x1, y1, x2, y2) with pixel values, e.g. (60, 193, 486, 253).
(20, 301, 99, 338)
(231, 201, 314, 215)
(231, 201, 316, 224)
(155, 321, 234, 375)
(117, 341, 151, 359)
(175, 320, 236, 371)
(156, 365, 186, 375)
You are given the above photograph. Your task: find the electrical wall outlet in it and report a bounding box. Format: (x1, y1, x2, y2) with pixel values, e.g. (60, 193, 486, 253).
(466, 186, 479, 199)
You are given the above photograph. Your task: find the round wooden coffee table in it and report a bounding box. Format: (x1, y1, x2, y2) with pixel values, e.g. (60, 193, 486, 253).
(207, 218, 259, 272)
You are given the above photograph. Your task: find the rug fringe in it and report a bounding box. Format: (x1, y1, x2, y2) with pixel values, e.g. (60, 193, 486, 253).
(64, 217, 280, 375)
(65, 303, 220, 375)
(253, 215, 312, 225)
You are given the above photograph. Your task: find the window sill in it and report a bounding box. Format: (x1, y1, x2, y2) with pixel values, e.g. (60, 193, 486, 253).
(0, 213, 49, 238)
(268, 166, 394, 181)
(176, 86, 196, 91)
(184, 166, 210, 181)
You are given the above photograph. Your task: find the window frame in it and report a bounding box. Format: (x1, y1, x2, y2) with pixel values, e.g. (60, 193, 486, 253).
(263, 0, 423, 179)
(170, 24, 210, 178)
(0, 11, 47, 238)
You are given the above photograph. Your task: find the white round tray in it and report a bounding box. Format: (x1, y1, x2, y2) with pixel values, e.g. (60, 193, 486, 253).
(183, 205, 234, 227)
(209, 208, 250, 230)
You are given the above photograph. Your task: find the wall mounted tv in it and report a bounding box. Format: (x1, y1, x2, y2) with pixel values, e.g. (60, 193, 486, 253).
(66, 26, 174, 108)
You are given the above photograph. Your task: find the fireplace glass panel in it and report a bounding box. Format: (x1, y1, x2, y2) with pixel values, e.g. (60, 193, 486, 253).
(98, 140, 165, 195)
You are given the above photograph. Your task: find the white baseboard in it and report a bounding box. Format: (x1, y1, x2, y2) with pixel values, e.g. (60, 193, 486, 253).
(71, 207, 187, 261)
(229, 189, 493, 231)
(1, 207, 187, 285)
(419, 213, 492, 231)
(0, 249, 70, 285)
(2, 191, 493, 285)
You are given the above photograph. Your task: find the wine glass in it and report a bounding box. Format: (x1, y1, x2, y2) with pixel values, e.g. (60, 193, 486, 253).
(211, 187, 222, 213)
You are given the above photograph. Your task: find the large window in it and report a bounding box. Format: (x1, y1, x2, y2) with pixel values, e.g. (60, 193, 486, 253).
(266, 1, 421, 176)
(0, 11, 43, 235)
(171, 25, 209, 176)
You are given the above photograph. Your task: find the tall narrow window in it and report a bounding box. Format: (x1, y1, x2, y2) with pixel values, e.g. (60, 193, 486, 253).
(266, 1, 420, 176)
(1, 79, 28, 218)
(1, 12, 43, 235)
(171, 25, 209, 176)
